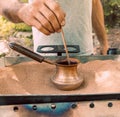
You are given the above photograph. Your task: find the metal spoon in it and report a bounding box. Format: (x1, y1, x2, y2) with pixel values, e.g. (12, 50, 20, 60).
(61, 28, 71, 65)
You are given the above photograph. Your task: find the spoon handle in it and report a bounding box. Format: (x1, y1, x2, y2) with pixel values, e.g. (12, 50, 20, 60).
(61, 29, 71, 65)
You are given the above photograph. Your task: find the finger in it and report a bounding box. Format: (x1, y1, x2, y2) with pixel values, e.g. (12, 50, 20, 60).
(29, 5, 54, 34)
(44, 0, 66, 31)
(39, 4, 60, 32)
(52, 4, 66, 26)
(55, 20, 65, 33)
(32, 18, 51, 35)
(61, 20, 65, 26)
(34, 11, 55, 33)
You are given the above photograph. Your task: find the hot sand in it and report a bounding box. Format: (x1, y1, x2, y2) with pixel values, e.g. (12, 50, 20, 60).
(0, 60, 120, 94)
(0, 60, 120, 117)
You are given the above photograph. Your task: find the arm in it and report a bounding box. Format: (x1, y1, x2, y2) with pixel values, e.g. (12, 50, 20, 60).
(92, 0, 109, 55)
(0, 0, 65, 35)
(0, 0, 25, 22)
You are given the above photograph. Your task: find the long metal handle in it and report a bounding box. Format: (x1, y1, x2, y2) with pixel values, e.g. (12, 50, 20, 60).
(9, 42, 54, 65)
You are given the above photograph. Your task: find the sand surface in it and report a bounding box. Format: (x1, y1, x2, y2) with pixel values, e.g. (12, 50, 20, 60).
(0, 60, 120, 117)
(0, 60, 120, 94)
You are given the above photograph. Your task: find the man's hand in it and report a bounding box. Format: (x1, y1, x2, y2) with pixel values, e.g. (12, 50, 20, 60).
(100, 43, 109, 55)
(18, 0, 66, 35)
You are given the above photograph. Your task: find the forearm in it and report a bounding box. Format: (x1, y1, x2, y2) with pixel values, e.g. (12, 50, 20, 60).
(0, 0, 65, 35)
(0, 0, 26, 23)
(92, 0, 108, 46)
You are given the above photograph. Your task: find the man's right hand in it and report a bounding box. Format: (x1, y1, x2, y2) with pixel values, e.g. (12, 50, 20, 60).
(18, 0, 66, 35)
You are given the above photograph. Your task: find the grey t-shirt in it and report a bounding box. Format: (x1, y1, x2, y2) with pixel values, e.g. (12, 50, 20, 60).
(29, 0, 93, 56)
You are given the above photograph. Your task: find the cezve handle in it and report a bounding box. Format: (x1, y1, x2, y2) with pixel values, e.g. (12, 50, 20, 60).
(9, 42, 54, 65)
